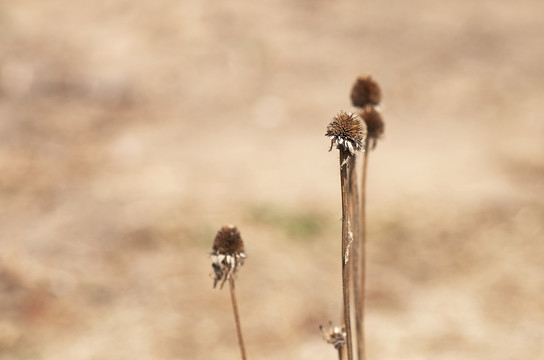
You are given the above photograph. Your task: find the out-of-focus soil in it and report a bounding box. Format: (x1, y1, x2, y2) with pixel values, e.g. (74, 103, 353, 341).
(1, 0, 543, 359)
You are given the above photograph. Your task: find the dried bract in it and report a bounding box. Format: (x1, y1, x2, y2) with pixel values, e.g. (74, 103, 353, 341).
(326, 111, 367, 155)
(320, 321, 347, 351)
(350, 75, 382, 108)
(211, 225, 246, 289)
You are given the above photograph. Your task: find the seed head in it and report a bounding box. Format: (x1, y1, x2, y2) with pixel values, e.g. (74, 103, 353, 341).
(359, 106, 384, 149)
(211, 225, 246, 289)
(213, 225, 245, 255)
(350, 75, 382, 108)
(326, 111, 367, 155)
(320, 321, 346, 351)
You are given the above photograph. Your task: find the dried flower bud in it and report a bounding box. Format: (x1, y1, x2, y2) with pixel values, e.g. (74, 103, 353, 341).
(326, 111, 367, 155)
(350, 75, 382, 108)
(211, 225, 246, 289)
(320, 321, 346, 351)
(359, 106, 384, 149)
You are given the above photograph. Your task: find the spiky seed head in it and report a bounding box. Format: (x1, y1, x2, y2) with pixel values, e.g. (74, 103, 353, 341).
(320, 321, 347, 350)
(360, 106, 384, 145)
(326, 111, 366, 155)
(350, 75, 382, 108)
(211, 225, 246, 289)
(213, 225, 245, 255)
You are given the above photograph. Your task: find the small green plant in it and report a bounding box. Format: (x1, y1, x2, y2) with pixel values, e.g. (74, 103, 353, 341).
(248, 204, 327, 240)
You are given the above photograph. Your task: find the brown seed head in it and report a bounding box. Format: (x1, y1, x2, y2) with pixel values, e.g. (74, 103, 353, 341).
(211, 225, 246, 289)
(326, 111, 366, 155)
(360, 106, 384, 148)
(350, 75, 382, 108)
(213, 225, 245, 255)
(320, 321, 347, 351)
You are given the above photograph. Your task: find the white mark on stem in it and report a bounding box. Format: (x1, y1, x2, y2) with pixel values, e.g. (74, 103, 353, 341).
(345, 219, 353, 264)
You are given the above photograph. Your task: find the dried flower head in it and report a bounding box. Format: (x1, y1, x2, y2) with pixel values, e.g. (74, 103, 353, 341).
(326, 111, 367, 155)
(359, 106, 385, 149)
(211, 225, 246, 289)
(320, 321, 347, 350)
(350, 75, 382, 108)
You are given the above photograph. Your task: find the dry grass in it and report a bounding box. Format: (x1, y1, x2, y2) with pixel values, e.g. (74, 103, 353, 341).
(1, 0, 543, 359)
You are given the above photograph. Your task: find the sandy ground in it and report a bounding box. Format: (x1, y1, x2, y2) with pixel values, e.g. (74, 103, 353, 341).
(1, 0, 543, 359)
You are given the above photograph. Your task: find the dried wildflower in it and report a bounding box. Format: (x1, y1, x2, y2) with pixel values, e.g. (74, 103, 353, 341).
(211, 225, 246, 289)
(320, 321, 347, 351)
(326, 111, 367, 155)
(359, 106, 385, 150)
(350, 75, 382, 108)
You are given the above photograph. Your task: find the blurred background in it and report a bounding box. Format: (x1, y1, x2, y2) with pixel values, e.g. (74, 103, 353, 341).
(1, 0, 543, 359)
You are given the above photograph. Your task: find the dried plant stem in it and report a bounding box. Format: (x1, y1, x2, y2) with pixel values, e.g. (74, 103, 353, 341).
(358, 143, 370, 360)
(338, 346, 345, 360)
(229, 278, 247, 360)
(339, 148, 354, 360)
(349, 155, 363, 360)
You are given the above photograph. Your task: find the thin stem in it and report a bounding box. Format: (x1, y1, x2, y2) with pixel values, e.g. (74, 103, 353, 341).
(359, 143, 370, 360)
(338, 346, 345, 360)
(339, 148, 354, 360)
(349, 155, 363, 360)
(229, 278, 247, 360)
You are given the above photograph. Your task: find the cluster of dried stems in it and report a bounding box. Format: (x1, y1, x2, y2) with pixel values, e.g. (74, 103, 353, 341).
(208, 75, 384, 360)
(325, 75, 384, 360)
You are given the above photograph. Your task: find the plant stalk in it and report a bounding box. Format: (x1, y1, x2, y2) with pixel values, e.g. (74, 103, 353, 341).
(338, 346, 345, 360)
(349, 155, 363, 360)
(339, 148, 354, 360)
(358, 142, 370, 360)
(229, 278, 247, 360)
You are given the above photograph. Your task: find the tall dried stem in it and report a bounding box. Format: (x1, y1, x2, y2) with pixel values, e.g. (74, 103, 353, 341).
(350, 75, 385, 360)
(326, 111, 366, 360)
(229, 278, 247, 360)
(339, 147, 354, 360)
(358, 142, 369, 360)
(349, 155, 363, 360)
